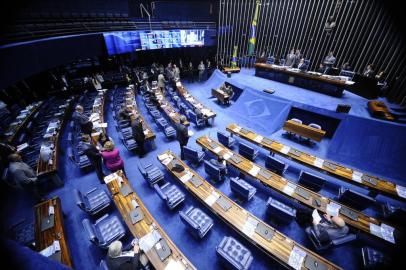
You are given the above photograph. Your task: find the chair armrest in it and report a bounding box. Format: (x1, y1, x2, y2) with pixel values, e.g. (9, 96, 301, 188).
(332, 234, 357, 245)
(153, 184, 167, 200)
(82, 219, 96, 241)
(73, 189, 84, 208)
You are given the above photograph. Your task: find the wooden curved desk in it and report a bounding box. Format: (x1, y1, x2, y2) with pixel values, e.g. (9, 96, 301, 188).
(197, 135, 400, 245)
(367, 100, 395, 121)
(158, 151, 342, 270)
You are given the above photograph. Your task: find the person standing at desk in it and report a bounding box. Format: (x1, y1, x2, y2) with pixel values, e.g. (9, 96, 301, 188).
(323, 51, 336, 67)
(285, 49, 296, 67)
(187, 61, 194, 83)
(80, 134, 105, 183)
(198, 61, 205, 82)
(72, 105, 93, 136)
(157, 73, 167, 94)
(131, 116, 146, 157)
(173, 64, 180, 80)
(363, 64, 375, 78)
(297, 58, 308, 71)
(293, 49, 302, 67)
(7, 153, 42, 200)
(165, 63, 174, 81)
(175, 116, 189, 160)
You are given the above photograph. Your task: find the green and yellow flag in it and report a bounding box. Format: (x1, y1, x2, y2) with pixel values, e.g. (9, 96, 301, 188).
(231, 46, 238, 67)
(247, 0, 260, 56)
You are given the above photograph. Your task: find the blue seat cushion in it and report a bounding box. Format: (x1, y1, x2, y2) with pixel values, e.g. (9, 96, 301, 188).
(217, 236, 253, 270)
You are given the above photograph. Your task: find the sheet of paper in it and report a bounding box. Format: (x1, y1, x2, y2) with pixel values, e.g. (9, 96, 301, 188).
(213, 146, 223, 154)
(396, 184, 406, 198)
(352, 171, 363, 183)
(104, 173, 117, 184)
(242, 216, 259, 237)
(139, 230, 162, 252)
(131, 199, 139, 209)
(158, 153, 169, 161)
(369, 223, 382, 238)
(17, 143, 29, 152)
(48, 205, 55, 215)
(204, 191, 220, 206)
(288, 246, 306, 270)
(280, 145, 291, 154)
(223, 152, 232, 160)
(313, 157, 324, 168)
(233, 126, 242, 133)
(188, 130, 194, 137)
(380, 223, 395, 243)
(326, 202, 341, 217)
(180, 171, 192, 183)
(253, 135, 263, 143)
(162, 156, 173, 166)
(99, 123, 107, 128)
(248, 165, 261, 177)
(283, 182, 297, 196)
(164, 259, 186, 270)
(312, 209, 321, 224)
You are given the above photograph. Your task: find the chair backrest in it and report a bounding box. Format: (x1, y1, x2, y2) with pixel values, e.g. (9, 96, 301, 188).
(298, 171, 326, 192)
(339, 69, 355, 80)
(183, 146, 198, 158)
(230, 177, 250, 197)
(267, 196, 296, 219)
(339, 188, 375, 210)
(217, 131, 230, 145)
(309, 123, 321, 130)
(204, 160, 220, 179)
(239, 142, 254, 155)
(266, 56, 275, 64)
(265, 155, 285, 174)
(280, 59, 286, 66)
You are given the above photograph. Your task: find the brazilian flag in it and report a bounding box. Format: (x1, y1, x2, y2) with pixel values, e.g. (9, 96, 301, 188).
(231, 46, 238, 67)
(247, 0, 260, 56)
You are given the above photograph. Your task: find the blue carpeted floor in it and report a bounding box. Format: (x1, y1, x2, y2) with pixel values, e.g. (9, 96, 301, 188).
(2, 69, 405, 270)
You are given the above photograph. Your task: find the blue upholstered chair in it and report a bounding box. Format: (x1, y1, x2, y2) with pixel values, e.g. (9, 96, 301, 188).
(266, 56, 275, 64)
(216, 236, 253, 270)
(279, 59, 286, 66)
(265, 155, 286, 175)
(153, 182, 185, 209)
(188, 111, 205, 127)
(204, 160, 225, 182)
(238, 142, 258, 161)
(230, 177, 257, 201)
(179, 206, 214, 239)
(308, 123, 322, 130)
(306, 226, 357, 251)
(119, 133, 138, 151)
(217, 131, 236, 148)
(339, 70, 355, 80)
(74, 188, 111, 216)
(82, 214, 126, 249)
(183, 146, 205, 163)
(298, 171, 326, 192)
(338, 187, 376, 210)
(266, 196, 296, 221)
(138, 163, 164, 186)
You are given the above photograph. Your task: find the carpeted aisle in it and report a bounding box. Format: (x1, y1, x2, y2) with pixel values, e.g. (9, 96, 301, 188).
(2, 69, 405, 270)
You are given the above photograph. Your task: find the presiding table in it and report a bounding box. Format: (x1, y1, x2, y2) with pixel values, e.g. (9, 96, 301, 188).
(283, 120, 326, 142)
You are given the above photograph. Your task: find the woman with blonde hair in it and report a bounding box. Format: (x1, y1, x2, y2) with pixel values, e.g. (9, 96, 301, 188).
(101, 141, 126, 175)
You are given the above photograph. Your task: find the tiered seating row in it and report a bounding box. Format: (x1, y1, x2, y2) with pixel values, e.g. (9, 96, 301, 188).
(196, 135, 400, 245)
(226, 123, 405, 201)
(158, 151, 342, 270)
(104, 171, 196, 270)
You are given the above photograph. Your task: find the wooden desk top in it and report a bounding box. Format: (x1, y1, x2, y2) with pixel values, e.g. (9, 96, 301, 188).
(158, 151, 342, 270)
(255, 63, 354, 87)
(367, 101, 395, 121)
(123, 91, 156, 141)
(105, 171, 195, 270)
(175, 82, 216, 119)
(34, 197, 73, 268)
(5, 101, 43, 143)
(37, 100, 72, 176)
(283, 120, 326, 142)
(223, 67, 241, 73)
(197, 135, 400, 245)
(155, 91, 190, 126)
(226, 123, 405, 201)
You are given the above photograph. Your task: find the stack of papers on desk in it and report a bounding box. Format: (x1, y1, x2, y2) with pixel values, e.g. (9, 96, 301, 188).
(40, 240, 61, 258)
(139, 230, 161, 252)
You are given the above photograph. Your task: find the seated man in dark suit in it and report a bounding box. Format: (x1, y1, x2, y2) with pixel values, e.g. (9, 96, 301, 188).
(106, 240, 148, 270)
(305, 212, 349, 244)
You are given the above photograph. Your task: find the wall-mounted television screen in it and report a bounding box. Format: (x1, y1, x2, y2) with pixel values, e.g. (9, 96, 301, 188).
(103, 29, 206, 55)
